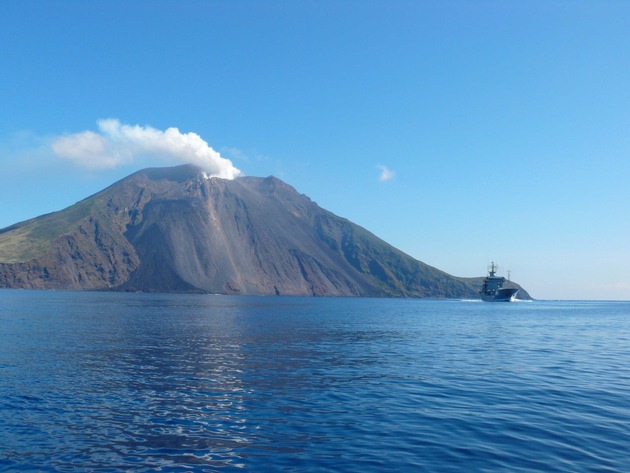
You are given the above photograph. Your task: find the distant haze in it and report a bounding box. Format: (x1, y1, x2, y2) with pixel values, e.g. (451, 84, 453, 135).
(51, 119, 241, 179)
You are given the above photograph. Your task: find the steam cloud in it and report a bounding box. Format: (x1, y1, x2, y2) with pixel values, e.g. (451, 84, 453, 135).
(51, 119, 241, 179)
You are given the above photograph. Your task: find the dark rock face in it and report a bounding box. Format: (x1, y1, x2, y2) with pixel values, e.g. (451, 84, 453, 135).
(0, 216, 139, 290)
(0, 165, 493, 298)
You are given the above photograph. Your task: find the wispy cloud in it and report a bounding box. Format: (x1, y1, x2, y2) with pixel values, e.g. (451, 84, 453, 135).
(222, 146, 276, 165)
(221, 147, 251, 163)
(51, 119, 241, 179)
(377, 164, 395, 182)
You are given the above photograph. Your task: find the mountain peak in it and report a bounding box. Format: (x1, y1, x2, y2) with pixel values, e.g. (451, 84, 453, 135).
(0, 165, 490, 298)
(133, 163, 208, 182)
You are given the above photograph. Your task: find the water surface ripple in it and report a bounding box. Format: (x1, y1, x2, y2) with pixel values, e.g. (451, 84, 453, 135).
(1, 292, 630, 471)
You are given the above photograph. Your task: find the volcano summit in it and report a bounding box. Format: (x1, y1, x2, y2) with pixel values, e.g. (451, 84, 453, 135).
(0, 165, 525, 298)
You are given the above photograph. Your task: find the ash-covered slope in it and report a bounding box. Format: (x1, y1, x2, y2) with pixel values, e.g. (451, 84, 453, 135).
(0, 165, 481, 297)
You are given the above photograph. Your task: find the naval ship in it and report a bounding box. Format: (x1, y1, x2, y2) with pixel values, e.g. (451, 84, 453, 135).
(479, 262, 519, 302)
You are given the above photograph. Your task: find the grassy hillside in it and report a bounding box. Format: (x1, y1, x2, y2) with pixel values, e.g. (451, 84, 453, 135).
(0, 199, 96, 263)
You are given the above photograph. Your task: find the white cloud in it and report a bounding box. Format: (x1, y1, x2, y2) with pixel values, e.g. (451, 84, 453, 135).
(51, 119, 241, 179)
(377, 164, 395, 182)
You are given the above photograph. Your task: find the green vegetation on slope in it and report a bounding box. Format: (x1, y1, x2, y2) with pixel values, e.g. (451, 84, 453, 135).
(0, 197, 98, 263)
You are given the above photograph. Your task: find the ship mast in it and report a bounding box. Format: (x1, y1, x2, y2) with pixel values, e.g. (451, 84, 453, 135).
(488, 261, 497, 277)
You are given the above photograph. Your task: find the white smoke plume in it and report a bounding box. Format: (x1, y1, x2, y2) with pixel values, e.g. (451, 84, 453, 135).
(51, 119, 241, 179)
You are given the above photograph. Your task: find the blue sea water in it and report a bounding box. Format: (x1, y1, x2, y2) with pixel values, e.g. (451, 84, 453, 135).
(1, 291, 630, 472)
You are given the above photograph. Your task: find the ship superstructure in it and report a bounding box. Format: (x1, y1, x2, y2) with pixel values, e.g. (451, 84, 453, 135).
(479, 262, 519, 302)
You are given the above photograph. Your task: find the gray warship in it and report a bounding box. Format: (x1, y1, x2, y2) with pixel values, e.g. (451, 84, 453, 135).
(480, 262, 519, 302)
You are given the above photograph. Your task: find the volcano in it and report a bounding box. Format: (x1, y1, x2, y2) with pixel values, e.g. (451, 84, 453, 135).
(0, 165, 527, 298)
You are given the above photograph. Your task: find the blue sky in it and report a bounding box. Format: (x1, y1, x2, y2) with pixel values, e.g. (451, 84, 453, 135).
(1, 1, 629, 300)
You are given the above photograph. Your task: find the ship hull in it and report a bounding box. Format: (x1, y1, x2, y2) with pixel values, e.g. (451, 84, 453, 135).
(480, 287, 519, 302)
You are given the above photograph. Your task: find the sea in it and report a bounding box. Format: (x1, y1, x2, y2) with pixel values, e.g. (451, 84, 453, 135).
(1, 290, 630, 472)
